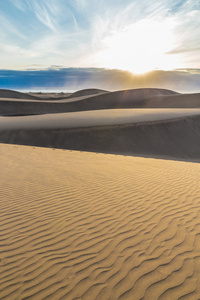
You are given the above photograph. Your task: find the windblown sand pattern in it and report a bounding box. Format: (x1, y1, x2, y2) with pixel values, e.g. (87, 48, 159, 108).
(1, 143, 200, 299)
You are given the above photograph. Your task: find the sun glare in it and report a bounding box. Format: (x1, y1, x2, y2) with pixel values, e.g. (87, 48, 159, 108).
(96, 19, 178, 74)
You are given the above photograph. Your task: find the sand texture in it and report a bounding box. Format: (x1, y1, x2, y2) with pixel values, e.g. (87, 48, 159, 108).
(1, 87, 200, 299)
(1, 143, 200, 299)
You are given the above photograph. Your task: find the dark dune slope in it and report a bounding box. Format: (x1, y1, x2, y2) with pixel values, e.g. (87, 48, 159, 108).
(146, 93, 200, 108)
(1, 115, 200, 161)
(68, 88, 108, 98)
(0, 88, 179, 116)
(0, 89, 39, 100)
(29, 89, 108, 101)
(86, 87, 178, 103)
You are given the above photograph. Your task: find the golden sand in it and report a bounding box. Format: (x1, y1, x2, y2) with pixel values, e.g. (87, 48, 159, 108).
(1, 143, 200, 299)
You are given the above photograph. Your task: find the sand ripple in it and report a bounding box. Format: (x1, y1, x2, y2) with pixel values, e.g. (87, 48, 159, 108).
(1, 144, 200, 299)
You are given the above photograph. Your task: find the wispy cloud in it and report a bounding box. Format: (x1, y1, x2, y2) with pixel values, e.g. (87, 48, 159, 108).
(25, 0, 60, 32)
(0, 0, 200, 72)
(10, 0, 26, 11)
(0, 14, 25, 39)
(165, 2, 200, 68)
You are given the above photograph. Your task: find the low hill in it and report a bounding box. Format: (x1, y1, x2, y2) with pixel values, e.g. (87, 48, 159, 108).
(0, 88, 180, 116)
(1, 113, 200, 161)
(0, 89, 39, 100)
(68, 88, 108, 98)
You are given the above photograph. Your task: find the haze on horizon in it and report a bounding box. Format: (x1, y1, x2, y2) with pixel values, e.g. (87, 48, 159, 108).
(0, 0, 200, 92)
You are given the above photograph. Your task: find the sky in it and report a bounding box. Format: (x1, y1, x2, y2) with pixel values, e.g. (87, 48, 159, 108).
(0, 0, 200, 92)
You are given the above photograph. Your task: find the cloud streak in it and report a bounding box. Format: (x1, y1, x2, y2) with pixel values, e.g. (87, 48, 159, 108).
(0, 0, 200, 72)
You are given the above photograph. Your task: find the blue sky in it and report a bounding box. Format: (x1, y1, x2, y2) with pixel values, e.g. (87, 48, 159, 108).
(1, 0, 200, 71)
(1, 68, 200, 93)
(0, 0, 200, 91)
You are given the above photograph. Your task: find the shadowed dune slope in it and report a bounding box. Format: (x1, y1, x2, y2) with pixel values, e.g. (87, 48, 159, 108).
(0, 88, 179, 116)
(69, 88, 109, 98)
(29, 92, 72, 100)
(0, 88, 108, 103)
(1, 114, 200, 161)
(146, 93, 200, 108)
(29, 89, 108, 101)
(1, 143, 200, 299)
(1, 109, 200, 130)
(0, 89, 39, 100)
(85, 88, 178, 105)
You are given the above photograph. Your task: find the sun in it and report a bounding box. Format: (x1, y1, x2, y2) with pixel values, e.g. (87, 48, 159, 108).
(95, 19, 179, 74)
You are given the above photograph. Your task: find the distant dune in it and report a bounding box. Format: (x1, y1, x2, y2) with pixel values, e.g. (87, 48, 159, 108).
(0, 87, 200, 161)
(146, 93, 200, 108)
(69, 88, 108, 98)
(0, 88, 107, 102)
(1, 143, 200, 299)
(29, 91, 72, 100)
(0, 88, 184, 116)
(0, 89, 39, 100)
(29, 88, 108, 101)
(84, 87, 178, 105)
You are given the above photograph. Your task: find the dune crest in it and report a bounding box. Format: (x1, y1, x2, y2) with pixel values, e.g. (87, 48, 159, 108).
(68, 88, 108, 98)
(0, 89, 39, 100)
(0, 88, 181, 116)
(1, 112, 200, 162)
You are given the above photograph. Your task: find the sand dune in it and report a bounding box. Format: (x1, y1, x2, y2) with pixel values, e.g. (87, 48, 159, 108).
(1, 112, 200, 161)
(29, 92, 72, 100)
(0, 93, 106, 104)
(0, 89, 72, 101)
(0, 89, 39, 100)
(0, 88, 106, 102)
(1, 88, 200, 160)
(146, 93, 200, 108)
(0, 88, 180, 116)
(1, 88, 199, 117)
(69, 88, 108, 98)
(1, 143, 200, 299)
(1, 108, 200, 130)
(81, 88, 178, 107)
(29, 89, 107, 101)
(2, 86, 200, 299)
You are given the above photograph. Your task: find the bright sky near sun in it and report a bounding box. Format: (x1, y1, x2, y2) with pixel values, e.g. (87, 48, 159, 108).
(0, 0, 200, 74)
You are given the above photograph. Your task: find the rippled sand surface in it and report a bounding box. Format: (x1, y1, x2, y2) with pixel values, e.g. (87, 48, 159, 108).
(1, 143, 200, 299)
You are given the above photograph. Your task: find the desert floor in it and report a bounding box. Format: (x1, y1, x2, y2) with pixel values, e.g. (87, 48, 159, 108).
(1, 143, 200, 299)
(1, 88, 200, 299)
